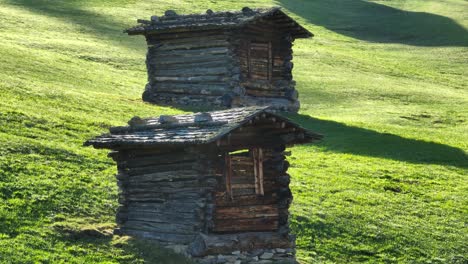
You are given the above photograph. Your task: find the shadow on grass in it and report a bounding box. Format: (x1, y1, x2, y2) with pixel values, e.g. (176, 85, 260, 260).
(289, 213, 407, 262)
(287, 114, 468, 168)
(280, 0, 468, 47)
(5, 0, 142, 50)
(134, 102, 468, 168)
(51, 218, 194, 264)
(57, 235, 194, 264)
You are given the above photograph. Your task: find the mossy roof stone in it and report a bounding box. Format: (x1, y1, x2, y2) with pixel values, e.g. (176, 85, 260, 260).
(126, 7, 313, 39)
(85, 107, 322, 149)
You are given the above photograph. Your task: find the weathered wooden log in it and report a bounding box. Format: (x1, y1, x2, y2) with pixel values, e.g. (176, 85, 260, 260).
(145, 92, 222, 102)
(148, 82, 229, 94)
(144, 95, 224, 107)
(231, 188, 256, 196)
(277, 195, 292, 209)
(278, 175, 291, 187)
(230, 176, 254, 185)
(149, 53, 231, 65)
(227, 184, 279, 196)
(123, 186, 212, 195)
(213, 217, 278, 232)
(124, 171, 202, 183)
(117, 153, 201, 167)
(126, 179, 204, 189)
(148, 35, 228, 46)
(124, 161, 205, 175)
(118, 194, 158, 204)
(116, 206, 128, 224)
(115, 172, 128, 180)
(129, 200, 206, 213)
(278, 187, 293, 200)
(244, 89, 296, 99)
(116, 147, 182, 159)
(128, 178, 218, 190)
(225, 163, 287, 176)
(122, 228, 195, 244)
(153, 75, 231, 82)
(152, 47, 229, 57)
(122, 190, 204, 202)
(278, 207, 290, 223)
(149, 84, 228, 96)
(148, 29, 225, 41)
(214, 205, 278, 219)
(152, 66, 230, 77)
(125, 211, 200, 224)
(149, 60, 229, 70)
(240, 80, 295, 91)
(215, 193, 277, 207)
(153, 40, 229, 51)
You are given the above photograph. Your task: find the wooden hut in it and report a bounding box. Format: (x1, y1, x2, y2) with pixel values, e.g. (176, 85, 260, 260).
(85, 107, 322, 263)
(126, 7, 313, 112)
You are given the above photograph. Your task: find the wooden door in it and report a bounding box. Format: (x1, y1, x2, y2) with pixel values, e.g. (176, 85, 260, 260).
(248, 41, 273, 81)
(212, 149, 279, 233)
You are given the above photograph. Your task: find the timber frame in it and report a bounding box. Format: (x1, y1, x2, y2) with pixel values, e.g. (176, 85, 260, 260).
(85, 107, 322, 263)
(126, 7, 313, 112)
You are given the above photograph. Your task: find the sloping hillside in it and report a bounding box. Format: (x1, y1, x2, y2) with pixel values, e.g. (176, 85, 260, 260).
(0, 0, 467, 263)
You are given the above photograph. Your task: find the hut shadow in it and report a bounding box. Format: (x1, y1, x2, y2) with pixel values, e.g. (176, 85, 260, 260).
(279, 0, 468, 47)
(5, 0, 142, 50)
(52, 232, 194, 263)
(151, 104, 468, 168)
(285, 113, 468, 168)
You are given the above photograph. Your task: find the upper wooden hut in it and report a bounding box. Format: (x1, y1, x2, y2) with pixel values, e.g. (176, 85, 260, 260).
(126, 7, 313, 112)
(85, 107, 321, 263)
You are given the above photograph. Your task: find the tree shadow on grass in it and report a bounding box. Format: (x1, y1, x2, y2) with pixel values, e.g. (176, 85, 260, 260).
(286, 114, 468, 168)
(279, 0, 468, 47)
(5, 0, 142, 50)
(290, 214, 374, 262)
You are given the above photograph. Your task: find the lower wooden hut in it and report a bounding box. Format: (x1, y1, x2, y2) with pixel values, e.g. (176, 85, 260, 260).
(85, 107, 322, 263)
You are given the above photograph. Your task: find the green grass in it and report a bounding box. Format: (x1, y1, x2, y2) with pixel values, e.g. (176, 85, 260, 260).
(0, 0, 467, 263)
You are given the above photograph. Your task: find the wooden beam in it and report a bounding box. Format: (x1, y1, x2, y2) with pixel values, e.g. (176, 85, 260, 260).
(224, 153, 233, 200)
(268, 41, 272, 80)
(247, 39, 251, 78)
(253, 148, 265, 196)
(258, 148, 264, 195)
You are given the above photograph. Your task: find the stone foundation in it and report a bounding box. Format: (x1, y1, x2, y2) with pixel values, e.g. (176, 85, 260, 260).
(194, 248, 297, 264)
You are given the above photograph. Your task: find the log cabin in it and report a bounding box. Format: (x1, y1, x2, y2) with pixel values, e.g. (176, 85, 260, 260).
(126, 7, 313, 112)
(85, 106, 322, 263)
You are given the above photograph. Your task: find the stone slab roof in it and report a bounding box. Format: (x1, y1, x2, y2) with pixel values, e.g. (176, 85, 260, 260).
(126, 7, 313, 39)
(85, 107, 322, 149)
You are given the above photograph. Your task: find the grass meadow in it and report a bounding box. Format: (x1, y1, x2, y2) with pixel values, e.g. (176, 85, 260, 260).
(0, 0, 467, 263)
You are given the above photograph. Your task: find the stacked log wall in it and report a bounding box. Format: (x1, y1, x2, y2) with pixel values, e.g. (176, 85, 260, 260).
(143, 30, 240, 107)
(141, 26, 300, 111)
(212, 116, 299, 238)
(109, 147, 219, 245)
(105, 121, 299, 261)
(191, 143, 297, 262)
(231, 19, 300, 112)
